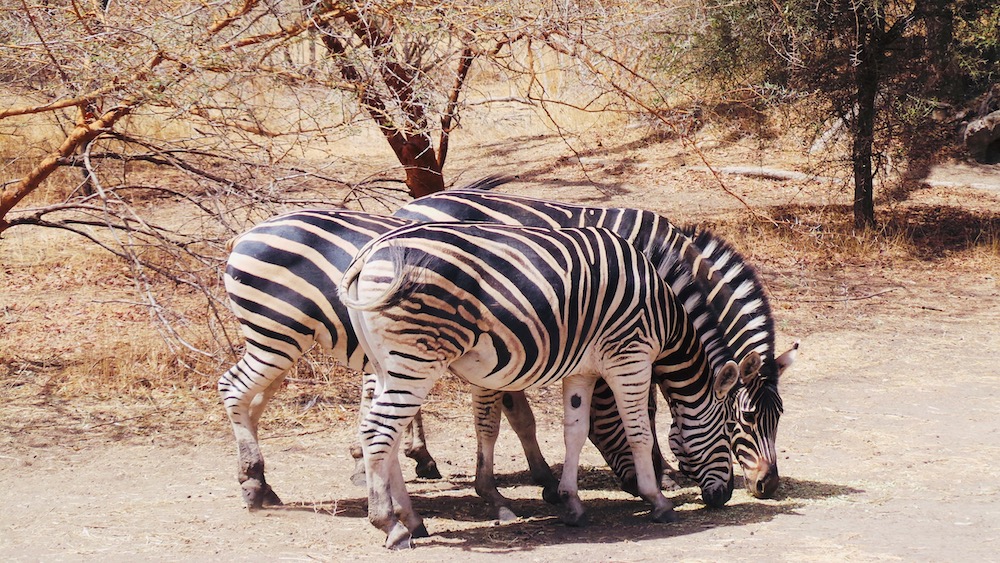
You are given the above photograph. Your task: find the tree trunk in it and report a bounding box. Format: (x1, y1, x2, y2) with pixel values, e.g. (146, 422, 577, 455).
(852, 45, 879, 230)
(316, 19, 446, 198)
(397, 134, 445, 198)
(922, 0, 957, 99)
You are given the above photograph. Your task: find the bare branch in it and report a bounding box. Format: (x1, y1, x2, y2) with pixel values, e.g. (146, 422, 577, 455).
(437, 46, 474, 169)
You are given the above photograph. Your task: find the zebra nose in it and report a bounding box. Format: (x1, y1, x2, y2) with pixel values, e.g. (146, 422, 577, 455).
(752, 466, 779, 498)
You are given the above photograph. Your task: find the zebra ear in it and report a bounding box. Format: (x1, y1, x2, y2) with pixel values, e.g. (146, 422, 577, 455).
(738, 351, 763, 384)
(775, 340, 800, 376)
(713, 360, 740, 401)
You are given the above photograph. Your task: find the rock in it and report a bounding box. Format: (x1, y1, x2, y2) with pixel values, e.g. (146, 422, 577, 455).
(964, 109, 1000, 164)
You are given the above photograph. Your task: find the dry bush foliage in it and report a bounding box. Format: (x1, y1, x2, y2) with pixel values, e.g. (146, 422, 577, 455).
(2, 2, 998, 434)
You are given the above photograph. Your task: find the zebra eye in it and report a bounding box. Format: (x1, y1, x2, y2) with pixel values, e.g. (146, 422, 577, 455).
(740, 408, 757, 426)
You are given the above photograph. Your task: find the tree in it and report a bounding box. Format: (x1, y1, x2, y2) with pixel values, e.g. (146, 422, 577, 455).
(689, 0, 999, 229)
(2, 1, 684, 232)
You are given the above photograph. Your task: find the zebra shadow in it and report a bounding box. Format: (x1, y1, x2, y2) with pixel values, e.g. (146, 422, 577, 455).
(413, 474, 863, 551)
(268, 467, 862, 549)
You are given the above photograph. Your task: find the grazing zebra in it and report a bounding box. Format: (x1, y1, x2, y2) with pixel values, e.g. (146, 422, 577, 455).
(219, 205, 650, 515)
(340, 222, 741, 550)
(680, 224, 799, 497)
(219, 209, 423, 508)
(394, 188, 799, 498)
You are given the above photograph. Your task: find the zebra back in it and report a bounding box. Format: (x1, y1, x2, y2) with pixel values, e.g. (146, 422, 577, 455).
(341, 222, 675, 390)
(224, 209, 412, 372)
(394, 190, 762, 373)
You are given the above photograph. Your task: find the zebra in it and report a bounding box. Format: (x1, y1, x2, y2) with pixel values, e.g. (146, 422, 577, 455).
(219, 205, 660, 515)
(394, 187, 799, 498)
(219, 209, 426, 508)
(340, 222, 742, 550)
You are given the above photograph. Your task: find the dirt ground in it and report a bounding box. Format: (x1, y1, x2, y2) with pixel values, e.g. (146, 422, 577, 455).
(2, 129, 1000, 561)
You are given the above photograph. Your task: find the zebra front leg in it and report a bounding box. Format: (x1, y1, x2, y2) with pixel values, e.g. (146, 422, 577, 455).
(472, 388, 518, 522)
(607, 366, 677, 523)
(218, 354, 288, 509)
(588, 377, 668, 498)
(500, 391, 560, 505)
(558, 376, 599, 526)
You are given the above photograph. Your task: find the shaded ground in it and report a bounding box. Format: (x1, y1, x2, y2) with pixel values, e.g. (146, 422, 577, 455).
(2, 134, 1000, 561)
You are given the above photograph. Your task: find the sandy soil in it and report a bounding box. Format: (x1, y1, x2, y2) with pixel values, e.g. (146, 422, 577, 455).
(3, 130, 1000, 561)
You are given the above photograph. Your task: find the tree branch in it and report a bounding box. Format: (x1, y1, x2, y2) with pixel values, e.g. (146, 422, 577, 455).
(437, 46, 474, 169)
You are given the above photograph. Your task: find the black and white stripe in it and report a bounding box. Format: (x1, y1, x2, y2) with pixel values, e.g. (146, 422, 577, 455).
(395, 188, 797, 498)
(681, 225, 798, 497)
(340, 222, 739, 549)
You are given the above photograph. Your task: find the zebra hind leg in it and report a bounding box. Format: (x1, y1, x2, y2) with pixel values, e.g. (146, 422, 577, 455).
(218, 354, 289, 509)
(403, 410, 442, 479)
(500, 391, 560, 505)
(351, 418, 440, 485)
(351, 374, 442, 486)
(472, 388, 518, 522)
(350, 373, 376, 487)
(360, 363, 437, 548)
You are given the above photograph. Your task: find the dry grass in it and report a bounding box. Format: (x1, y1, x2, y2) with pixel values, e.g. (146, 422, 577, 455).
(708, 199, 1000, 270)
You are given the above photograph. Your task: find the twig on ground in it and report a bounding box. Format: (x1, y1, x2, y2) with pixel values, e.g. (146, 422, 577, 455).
(782, 287, 899, 303)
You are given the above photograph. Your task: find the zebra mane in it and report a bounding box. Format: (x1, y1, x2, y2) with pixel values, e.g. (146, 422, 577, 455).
(451, 175, 516, 192)
(679, 224, 778, 380)
(661, 257, 731, 370)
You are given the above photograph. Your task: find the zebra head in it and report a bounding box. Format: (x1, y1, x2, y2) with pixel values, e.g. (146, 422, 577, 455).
(679, 225, 799, 499)
(666, 358, 740, 508)
(732, 341, 799, 498)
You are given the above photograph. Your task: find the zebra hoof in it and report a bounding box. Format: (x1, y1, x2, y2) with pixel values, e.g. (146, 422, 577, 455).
(541, 484, 562, 505)
(385, 523, 415, 550)
(241, 479, 282, 510)
(620, 477, 640, 498)
(651, 506, 679, 524)
(560, 509, 589, 527)
(415, 460, 442, 480)
(497, 506, 518, 523)
(411, 522, 430, 538)
(660, 474, 681, 492)
(349, 468, 367, 487)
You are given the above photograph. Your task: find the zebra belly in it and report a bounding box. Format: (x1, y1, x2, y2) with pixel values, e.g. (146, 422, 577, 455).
(447, 332, 593, 392)
(448, 334, 502, 383)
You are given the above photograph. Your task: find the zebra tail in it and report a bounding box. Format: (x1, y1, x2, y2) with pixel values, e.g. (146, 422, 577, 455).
(338, 242, 415, 312)
(225, 233, 244, 253)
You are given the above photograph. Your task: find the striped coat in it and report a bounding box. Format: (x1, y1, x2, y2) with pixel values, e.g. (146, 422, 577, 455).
(395, 188, 799, 498)
(340, 222, 739, 549)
